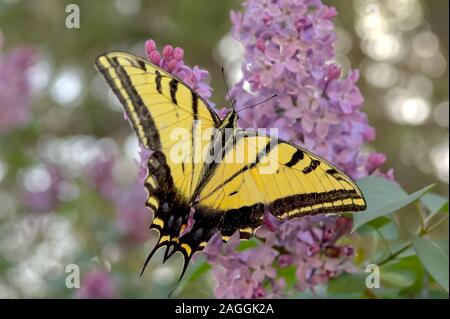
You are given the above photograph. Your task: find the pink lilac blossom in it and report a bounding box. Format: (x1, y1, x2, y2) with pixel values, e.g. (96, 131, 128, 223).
(145, 40, 214, 104)
(0, 38, 36, 133)
(230, 0, 389, 180)
(204, 0, 392, 298)
(204, 215, 356, 298)
(75, 269, 118, 299)
(203, 232, 283, 299)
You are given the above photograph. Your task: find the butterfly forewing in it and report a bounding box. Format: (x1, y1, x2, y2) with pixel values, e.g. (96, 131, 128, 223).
(95, 52, 219, 271)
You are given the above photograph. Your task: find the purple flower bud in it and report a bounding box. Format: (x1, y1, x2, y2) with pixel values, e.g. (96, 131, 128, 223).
(173, 47, 184, 61)
(342, 246, 354, 257)
(323, 6, 338, 19)
(166, 59, 177, 72)
(326, 63, 341, 82)
(144, 39, 213, 104)
(162, 45, 173, 58)
(278, 254, 293, 267)
(262, 15, 272, 26)
(263, 208, 283, 231)
(253, 286, 266, 298)
(135, 146, 152, 182)
(145, 39, 156, 55)
(149, 51, 161, 65)
(367, 153, 386, 174)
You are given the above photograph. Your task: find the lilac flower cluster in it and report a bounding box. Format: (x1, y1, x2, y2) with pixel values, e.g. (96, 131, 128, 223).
(145, 40, 214, 103)
(0, 37, 36, 133)
(201, 0, 391, 298)
(203, 232, 285, 298)
(230, 0, 391, 180)
(204, 214, 356, 298)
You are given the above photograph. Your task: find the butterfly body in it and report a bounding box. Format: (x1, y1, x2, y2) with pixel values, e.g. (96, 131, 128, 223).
(95, 51, 366, 280)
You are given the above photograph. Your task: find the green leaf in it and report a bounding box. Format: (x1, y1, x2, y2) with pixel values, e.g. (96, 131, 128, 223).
(237, 238, 259, 251)
(277, 266, 297, 289)
(378, 218, 399, 241)
(327, 272, 367, 294)
(186, 260, 211, 284)
(435, 239, 449, 256)
(356, 223, 377, 236)
(411, 235, 449, 293)
(381, 256, 424, 293)
(420, 193, 449, 217)
(367, 216, 391, 229)
(353, 177, 434, 232)
(381, 271, 415, 288)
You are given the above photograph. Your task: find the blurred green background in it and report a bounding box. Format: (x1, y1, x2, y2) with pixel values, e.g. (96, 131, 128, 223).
(0, 0, 448, 298)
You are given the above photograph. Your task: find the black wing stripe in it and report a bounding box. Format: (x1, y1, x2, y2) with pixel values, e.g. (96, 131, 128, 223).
(302, 159, 321, 174)
(169, 79, 179, 105)
(200, 140, 276, 201)
(97, 53, 220, 126)
(155, 70, 163, 94)
(285, 149, 304, 167)
(190, 92, 199, 194)
(108, 57, 162, 150)
(192, 92, 198, 120)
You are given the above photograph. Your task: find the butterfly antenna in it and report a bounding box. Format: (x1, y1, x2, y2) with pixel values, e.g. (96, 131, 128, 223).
(221, 67, 236, 110)
(237, 94, 277, 113)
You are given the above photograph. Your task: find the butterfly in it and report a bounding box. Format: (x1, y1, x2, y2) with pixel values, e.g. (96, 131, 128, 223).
(95, 51, 366, 280)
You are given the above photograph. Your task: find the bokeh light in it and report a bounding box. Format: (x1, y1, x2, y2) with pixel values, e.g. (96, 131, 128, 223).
(50, 67, 84, 107)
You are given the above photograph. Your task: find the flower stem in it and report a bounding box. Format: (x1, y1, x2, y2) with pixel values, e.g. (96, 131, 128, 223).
(377, 243, 411, 267)
(424, 215, 449, 234)
(416, 202, 426, 233)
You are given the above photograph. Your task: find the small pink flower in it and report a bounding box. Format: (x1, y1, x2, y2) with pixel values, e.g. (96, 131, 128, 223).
(367, 153, 387, 174)
(143, 40, 213, 104)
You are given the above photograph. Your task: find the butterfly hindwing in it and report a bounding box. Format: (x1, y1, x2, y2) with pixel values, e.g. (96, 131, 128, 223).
(174, 130, 366, 264)
(197, 130, 366, 214)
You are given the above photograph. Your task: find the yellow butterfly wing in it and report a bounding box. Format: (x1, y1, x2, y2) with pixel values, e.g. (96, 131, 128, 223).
(95, 51, 219, 267)
(175, 129, 366, 260)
